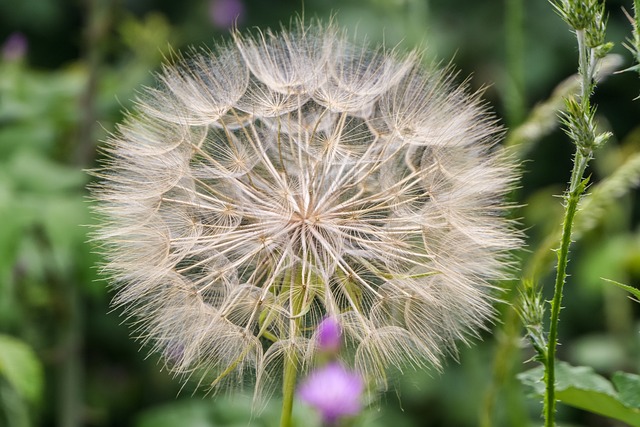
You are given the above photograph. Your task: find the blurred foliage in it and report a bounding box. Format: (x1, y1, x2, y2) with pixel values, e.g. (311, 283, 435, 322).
(0, 334, 44, 427)
(0, 0, 639, 426)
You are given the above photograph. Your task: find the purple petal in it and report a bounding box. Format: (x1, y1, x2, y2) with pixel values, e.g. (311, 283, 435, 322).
(298, 362, 363, 423)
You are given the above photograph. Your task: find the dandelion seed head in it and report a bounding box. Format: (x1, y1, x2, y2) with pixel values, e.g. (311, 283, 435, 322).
(91, 19, 522, 398)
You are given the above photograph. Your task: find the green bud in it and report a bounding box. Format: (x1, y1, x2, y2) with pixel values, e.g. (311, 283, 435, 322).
(594, 42, 614, 58)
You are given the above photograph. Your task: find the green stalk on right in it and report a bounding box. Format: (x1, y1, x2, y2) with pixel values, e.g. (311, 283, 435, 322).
(542, 2, 612, 426)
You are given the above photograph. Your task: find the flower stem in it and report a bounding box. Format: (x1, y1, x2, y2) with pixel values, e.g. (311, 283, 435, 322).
(280, 353, 298, 427)
(544, 25, 596, 427)
(280, 270, 305, 427)
(544, 151, 588, 427)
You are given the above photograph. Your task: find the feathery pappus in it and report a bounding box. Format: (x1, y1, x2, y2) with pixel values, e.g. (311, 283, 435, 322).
(90, 19, 522, 398)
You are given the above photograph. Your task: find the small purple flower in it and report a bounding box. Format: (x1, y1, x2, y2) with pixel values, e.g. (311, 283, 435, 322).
(209, 0, 246, 30)
(317, 317, 341, 353)
(298, 362, 363, 425)
(2, 33, 28, 62)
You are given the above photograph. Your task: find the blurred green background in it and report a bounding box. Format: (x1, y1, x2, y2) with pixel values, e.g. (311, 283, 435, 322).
(1, 0, 639, 426)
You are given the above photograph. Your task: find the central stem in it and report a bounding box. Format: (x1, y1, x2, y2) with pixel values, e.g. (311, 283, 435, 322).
(280, 266, 305, 427)
(280, 350, 298, 427)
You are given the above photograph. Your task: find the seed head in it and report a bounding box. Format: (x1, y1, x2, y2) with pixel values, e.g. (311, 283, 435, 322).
(91, 19, 521, 398)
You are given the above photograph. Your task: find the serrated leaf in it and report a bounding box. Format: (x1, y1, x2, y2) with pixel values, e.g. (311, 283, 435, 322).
(0, 335, 44, 403)
(518, 362, 640, 426)
(602, 278, 640, 301)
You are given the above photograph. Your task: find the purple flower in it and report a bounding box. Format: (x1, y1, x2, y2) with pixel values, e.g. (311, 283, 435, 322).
(209, 0, 245, 30)
(2, 33, 28, 62)
(317, 317, 341, 353)
(298, 362, 363, 424)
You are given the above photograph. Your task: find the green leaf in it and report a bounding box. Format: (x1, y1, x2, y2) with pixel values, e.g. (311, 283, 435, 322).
(0, 335, 43, 404)
(602, 278, 640, 302)
(518, 362, 640, 426)
(613, 372, 640, 409)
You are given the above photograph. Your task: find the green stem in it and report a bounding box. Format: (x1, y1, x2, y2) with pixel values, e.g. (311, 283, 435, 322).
(505, 0, 526, 127)
(543, 21, 598, 426)
(543, 152, 587, 427)
(280, 270, 305, 427)
(280, 352, 298, 427)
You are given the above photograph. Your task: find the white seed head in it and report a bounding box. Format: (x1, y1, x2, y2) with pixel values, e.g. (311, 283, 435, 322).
(91, 19, 522, 398)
